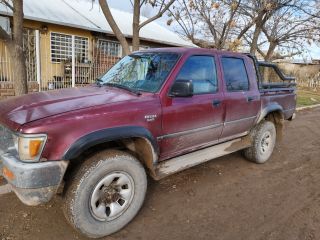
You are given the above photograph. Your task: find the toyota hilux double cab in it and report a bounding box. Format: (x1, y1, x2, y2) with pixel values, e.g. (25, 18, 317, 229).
(0, 48, 296, 238)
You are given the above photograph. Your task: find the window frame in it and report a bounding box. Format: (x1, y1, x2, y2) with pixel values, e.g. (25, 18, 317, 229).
(221, 56, 250, 92)
(173, 54, 219, 96)
(97, 39, 122, 58)
(50, 32, 89, 63)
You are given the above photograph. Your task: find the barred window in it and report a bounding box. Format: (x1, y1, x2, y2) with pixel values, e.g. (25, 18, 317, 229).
(98, 40, 121, 57)
(75, 36, 89, 62)
(51, 32, 89, 63)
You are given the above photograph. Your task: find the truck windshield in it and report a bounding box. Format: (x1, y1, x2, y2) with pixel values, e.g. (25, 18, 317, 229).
(97, 52, 179, 93)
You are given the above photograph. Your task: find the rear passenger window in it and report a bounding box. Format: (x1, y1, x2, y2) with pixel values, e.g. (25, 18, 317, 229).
(176, 56, 218, 94)
(221, 57, 249, 91)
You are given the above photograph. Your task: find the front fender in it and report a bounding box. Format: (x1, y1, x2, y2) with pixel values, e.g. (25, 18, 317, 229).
(63, 126, 159, 160)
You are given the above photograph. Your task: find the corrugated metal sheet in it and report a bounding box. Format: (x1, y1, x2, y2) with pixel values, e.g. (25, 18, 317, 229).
(0, 0, 194, 47)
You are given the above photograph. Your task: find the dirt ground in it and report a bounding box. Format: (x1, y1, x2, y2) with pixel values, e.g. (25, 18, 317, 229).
(1, 107, 320, 240)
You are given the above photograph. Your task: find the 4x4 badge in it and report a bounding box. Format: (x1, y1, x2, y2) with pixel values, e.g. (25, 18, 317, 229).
(145, 115, 157, 122)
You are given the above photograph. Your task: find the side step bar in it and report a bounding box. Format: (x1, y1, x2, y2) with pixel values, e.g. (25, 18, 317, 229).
(153, 137, 251, 180)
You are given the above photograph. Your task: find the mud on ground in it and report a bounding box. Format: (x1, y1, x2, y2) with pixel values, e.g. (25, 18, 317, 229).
(1, 108, 320, 240)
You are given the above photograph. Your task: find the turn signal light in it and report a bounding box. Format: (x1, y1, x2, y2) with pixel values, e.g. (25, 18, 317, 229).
(3, 166, 15, 180)
(29, 140, 42, 158)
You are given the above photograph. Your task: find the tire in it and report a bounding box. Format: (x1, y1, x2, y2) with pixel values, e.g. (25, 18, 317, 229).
(63, 150, 147, 238)
(243, 121, 276, 164)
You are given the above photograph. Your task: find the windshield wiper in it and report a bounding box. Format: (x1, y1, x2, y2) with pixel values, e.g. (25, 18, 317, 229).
(95, 78, 104, 87)
(104, 82, 142, 96)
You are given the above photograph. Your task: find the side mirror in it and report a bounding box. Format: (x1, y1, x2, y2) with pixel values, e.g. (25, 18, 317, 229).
(169, 79, 193, 97)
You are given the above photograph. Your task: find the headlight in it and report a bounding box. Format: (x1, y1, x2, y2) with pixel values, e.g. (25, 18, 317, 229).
(13, 133, 47, 162)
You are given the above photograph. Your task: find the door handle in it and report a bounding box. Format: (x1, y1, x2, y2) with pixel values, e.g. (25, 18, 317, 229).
(212, 100, 221, 107)
(247, 96, 255, 102)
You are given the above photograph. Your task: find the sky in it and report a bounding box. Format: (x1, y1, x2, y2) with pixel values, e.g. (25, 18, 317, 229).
(105, 0, 320, 60)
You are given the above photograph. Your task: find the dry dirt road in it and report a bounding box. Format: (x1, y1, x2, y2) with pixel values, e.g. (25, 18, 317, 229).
(1, 107, 320, 240)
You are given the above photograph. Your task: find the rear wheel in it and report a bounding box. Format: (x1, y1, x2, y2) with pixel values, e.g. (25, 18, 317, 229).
(63, 150, 147, 238)
(243, 121, 276, 164)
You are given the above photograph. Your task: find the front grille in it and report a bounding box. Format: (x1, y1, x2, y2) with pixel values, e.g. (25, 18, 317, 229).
(0, 125, 15, 153)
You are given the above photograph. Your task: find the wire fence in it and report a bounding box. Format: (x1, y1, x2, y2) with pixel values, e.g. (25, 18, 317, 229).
(296, 73, 320, 89)
(276, 62, 320, 90)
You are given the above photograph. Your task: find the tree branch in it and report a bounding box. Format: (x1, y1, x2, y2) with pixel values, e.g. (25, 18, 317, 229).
(220, 0, 241, 47)
(272, 51, 302, 61)
(284, 3, 320, 19)
(139, 0, 175, 30)
(0, 0, 14, 11)
(140, 0, 147, 8)
(98, 0, 130, 55)
(256, 47, 266, 59)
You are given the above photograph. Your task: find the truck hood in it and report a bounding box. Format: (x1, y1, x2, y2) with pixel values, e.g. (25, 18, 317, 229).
(0, 86, 138, 129)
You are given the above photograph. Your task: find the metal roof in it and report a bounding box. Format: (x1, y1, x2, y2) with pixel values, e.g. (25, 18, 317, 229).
(0, 0, 194, 47)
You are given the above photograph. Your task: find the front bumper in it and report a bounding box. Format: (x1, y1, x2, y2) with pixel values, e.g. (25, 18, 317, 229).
(0, 152, 68, 206)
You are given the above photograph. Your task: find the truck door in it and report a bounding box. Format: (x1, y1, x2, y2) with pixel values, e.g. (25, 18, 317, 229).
(219, 55, 260, 140)
(159, 55, 225, 160)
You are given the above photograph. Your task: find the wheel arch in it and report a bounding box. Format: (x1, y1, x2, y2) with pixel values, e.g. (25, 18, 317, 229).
(257, 103, 284, 140)
(62, 126, 159, 178)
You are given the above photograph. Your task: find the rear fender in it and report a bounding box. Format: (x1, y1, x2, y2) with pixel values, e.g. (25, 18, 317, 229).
(257, 103, 284, 140)
(257, 103, 284, 124)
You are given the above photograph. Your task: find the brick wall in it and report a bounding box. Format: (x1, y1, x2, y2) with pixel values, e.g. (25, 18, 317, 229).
(0, 81, 39, 100)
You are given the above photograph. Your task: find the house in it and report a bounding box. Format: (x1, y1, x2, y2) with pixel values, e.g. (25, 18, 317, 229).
(0, 0, 193, 98)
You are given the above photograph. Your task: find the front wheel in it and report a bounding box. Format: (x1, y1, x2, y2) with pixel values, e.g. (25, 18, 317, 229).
(243, 121, 276, 164)
(63, 150, 147, 238)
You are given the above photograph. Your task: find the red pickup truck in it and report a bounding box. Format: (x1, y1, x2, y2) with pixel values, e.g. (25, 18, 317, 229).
(0, 48, 296, 238)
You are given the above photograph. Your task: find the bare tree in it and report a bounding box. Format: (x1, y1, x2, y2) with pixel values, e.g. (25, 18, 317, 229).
(170, 0, 320, 60)
(168, 0, 252, 50)
(0, 0, 27, 96)
(244, 0, 320, 60)
(240, 0, 317, 55)
(239, 0, 280, 54)
(98, 0, 175, 55)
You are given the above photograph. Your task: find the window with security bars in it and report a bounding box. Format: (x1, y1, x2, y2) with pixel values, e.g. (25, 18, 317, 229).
(98, 40, 121, 57)
(51, 32, 89, 63)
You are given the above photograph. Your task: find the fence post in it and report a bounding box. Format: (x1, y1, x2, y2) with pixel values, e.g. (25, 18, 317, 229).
(72, 35, 75, 88)
(35, 30, 41, 91)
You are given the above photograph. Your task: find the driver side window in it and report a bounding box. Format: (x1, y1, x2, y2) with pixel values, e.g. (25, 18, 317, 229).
(176, 56, 218, 94)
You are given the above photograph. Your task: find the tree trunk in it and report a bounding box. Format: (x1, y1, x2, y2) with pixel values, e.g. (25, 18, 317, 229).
(132, 0, 141, 52)
(265, 42, 277, 61)
(99, 0, 131, 55)
(250, 12, 267, 55)
(12, 0, 27, 96)
(10, 44, 27, 96)
(250, 25, 261, 55)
